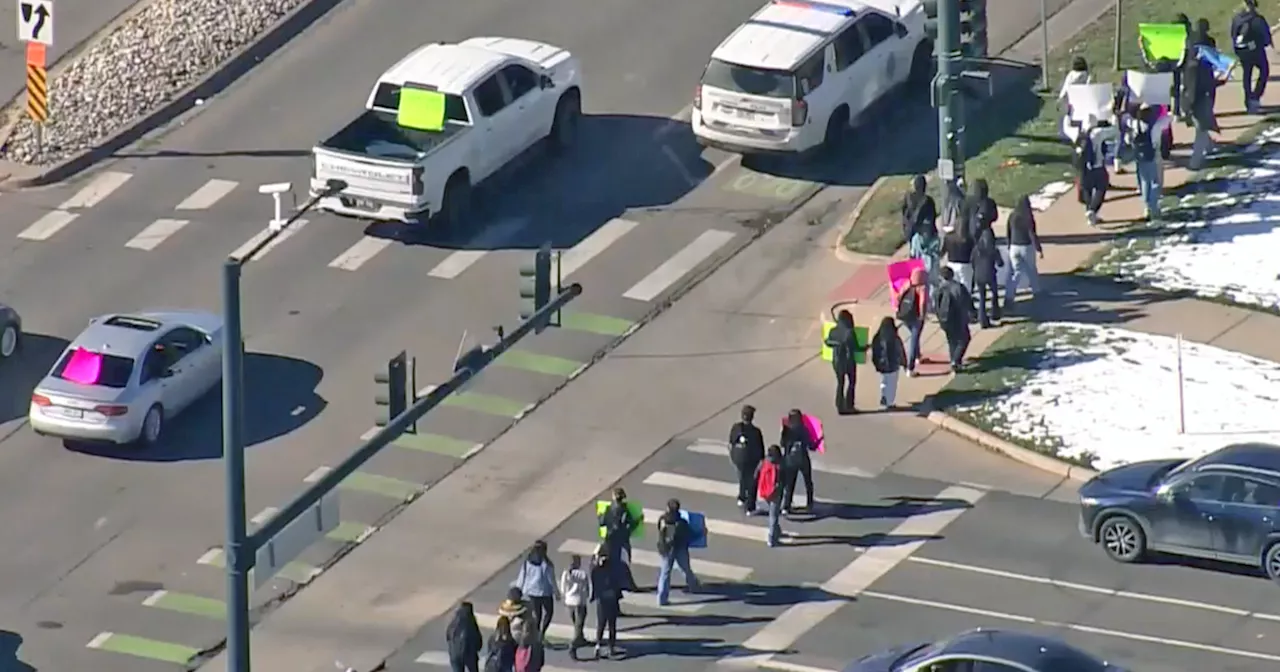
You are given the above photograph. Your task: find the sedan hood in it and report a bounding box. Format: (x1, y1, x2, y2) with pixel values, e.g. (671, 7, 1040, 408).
(1081, 458, 1185, 496)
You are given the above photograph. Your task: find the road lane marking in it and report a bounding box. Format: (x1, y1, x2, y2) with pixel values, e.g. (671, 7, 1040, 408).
(687, 439, 875, 478)
(417, 650, 590, 671)
(141, 589, 226, 619)
(17, 210, 78, 240)
(328, 235, 393, 271)
(176, 178, 237, 210)
(739, 485, 983, 654)
(474, 614, 657, 642)
(908, 555, 1280, 621)
(559, 538, 752, 581)
(229, 219, 307, 261)
(623, 229, 735, 302)
(558, 218, 638, 279)
(639, 506, 768, 543)
(125, 218, 189, 250)
(621, 591, 708, 613)
(303, 465, 421, 500)
(560, 311, 634, 336)
(496, 349, 584, 377)
(861, 589, 1280, 663)
(443, 390, 532, 417)
(197, 547, 321, 584)
(62, 171, 133, 208)
(249, 506, 376, 543)
(645, 471, 738, 498)
(86, 632, 198, 664)
(427, 217, 527, 279)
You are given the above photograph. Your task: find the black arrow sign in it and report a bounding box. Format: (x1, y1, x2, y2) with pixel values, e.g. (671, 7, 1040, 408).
(31, 4, 49, 40)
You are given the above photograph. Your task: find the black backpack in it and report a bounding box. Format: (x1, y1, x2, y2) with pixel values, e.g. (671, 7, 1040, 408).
(896, 286, 919, 323)
(784, 440, 807, 468)
(657, 514, 685, 554)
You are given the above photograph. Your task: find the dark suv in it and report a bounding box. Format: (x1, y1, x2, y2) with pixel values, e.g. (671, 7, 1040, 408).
(1078, 443, 1280, 581)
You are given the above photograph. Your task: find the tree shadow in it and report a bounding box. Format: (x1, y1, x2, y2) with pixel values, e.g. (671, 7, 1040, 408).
(360, 113, 711, 251)
(0, 333, 69, 424)
(68, 352, 326, 462)
(1024, 273, 1190, 327)
(0, 631, 36, 672)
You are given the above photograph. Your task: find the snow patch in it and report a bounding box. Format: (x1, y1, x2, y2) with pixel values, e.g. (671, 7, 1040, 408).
(1029, 180, 1073, 211)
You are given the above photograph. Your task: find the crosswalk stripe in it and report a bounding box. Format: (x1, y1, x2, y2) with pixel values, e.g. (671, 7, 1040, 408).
(228, 219, 308, 262)
(125, 219, 189, 250)
(176, 179, 238, 210)
(623, 229, 734, 301)
(61, 171, 133, 208)
(427, 217, 527, 279)
(558, 538, 752, 581)
(473, 613, 655, 642)
(558, 218, 639, 279)
(329, 236, 393, 271)
(416, 650, 591, 671)
(639, 507, 767, 543)
(687, 439, 875, 478)
(644, 471, 738, 498)
(17, 210, 78, 240)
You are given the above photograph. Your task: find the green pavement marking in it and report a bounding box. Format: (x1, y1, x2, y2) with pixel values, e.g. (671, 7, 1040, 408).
(390, 432, 479, 458)
(497, 349, 584, 377)
(201, 549, 319, 584)
(339, 471, 421, 500)
(327, 520, 375, 543)
(561, 311, 634, 336)
(143, 590, 225, 619)
(87, 632, 198, 665)
(443, 391, 529, 417)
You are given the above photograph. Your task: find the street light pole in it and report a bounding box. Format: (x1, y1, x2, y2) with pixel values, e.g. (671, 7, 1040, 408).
(222, 258, 251, 672)
(936, 0, 965, 197)
(1040, 0, 1051, 91)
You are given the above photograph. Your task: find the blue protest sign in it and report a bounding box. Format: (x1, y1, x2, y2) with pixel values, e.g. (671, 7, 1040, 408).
(680, 510, 707, 548)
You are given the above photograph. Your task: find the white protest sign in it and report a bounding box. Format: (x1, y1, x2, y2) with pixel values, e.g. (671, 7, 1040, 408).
(1067, 83, 1115, 124)
(1125, 71, 1174, 106)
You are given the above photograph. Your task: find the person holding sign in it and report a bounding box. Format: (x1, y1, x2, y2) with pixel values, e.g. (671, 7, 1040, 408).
(1128, 103, 1172, 220)
(780, 410, 817, 512)
(1231, 0, 1272, 113)
(824, 310, 864, 414)
(1185, 20, 1221, 170)
(596, 489, 639, 593)
(655, 499, 699, 606)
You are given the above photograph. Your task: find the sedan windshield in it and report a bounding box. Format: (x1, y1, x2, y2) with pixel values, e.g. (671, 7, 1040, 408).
(702, 59, 796, 98)
(52, 348, 135, 389)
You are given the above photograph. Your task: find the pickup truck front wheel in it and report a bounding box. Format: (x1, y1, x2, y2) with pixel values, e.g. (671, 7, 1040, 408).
(550, 90, 581, 152)
(440, 173, 472, 232)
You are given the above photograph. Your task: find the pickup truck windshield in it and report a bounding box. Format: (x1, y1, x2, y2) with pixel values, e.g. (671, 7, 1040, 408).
(371, 83, 471, 124)
(702, 59, 796, 98)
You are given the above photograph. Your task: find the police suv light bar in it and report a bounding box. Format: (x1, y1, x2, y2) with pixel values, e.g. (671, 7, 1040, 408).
(772, 0, 856, 16)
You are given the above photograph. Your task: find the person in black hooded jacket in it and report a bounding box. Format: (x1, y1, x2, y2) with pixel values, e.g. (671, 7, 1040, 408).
(970, 224, 1004, 328)
(870, 317, 906, 408)
(780, 409, 816, 513)
(1232, 0, 1272, 113)
(901, 174, 938, 247)
(825, 309, 863, 415)
(447, 602, 484, 672)
(960, 178, 998, 242)
(728, 404, 765, 513)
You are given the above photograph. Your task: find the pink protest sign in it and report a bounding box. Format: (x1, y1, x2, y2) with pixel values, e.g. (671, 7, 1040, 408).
(887, 258, 925, 308)
(782, 413, 825, 454)
(62, 348, 103, 385)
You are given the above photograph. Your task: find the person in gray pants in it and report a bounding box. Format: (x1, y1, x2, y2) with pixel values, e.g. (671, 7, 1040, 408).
(1004, 195, 1043, 311)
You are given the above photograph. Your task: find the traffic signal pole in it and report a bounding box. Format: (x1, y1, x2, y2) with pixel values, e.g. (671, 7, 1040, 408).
(935, 0, 965, 195)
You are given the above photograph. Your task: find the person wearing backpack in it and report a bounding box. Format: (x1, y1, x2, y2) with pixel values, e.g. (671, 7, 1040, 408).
(483, 615, 517, 672)
(755, 445, 786, 547)
(514, 625, 545, 672)
(936, 266, 973, 372)
(728, 405, 765, 514)
(824, 309, 863, 415)
(590, 545, 621, 659)
(780, 409, 816, 513)
(970, 223, 1004, 328)
(1129, 103, 1169, 221)
(1232, 0, 1272, 114)
(446, 602, 483, 672)
(870, 317, 907, 409)
(497, 588, 530, 642)
(655, 499, 699, 606)
(900, 175, 938, 249)
(894, 267, 928, 377)
(511, 541, 559, 639)
(559, 554, 591, 660)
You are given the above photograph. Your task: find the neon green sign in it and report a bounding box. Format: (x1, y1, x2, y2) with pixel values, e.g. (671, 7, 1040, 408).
(397, 87, 446, 132)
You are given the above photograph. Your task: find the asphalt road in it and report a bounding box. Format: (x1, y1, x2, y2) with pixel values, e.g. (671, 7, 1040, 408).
(0, 0, 1073, 668)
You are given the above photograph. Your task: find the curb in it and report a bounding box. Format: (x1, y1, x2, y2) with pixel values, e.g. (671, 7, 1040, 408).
(832, 177, 889, 264)
(7, 0, 348, 188)
(926, 409, 1098, 482)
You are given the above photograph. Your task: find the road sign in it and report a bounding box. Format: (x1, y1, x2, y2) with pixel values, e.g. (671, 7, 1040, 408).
(26, 62, 47, 122)
(253, 491, 338, 588)
(16, 0, 53, 46)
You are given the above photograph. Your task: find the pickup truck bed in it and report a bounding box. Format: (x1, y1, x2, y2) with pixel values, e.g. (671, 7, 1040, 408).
(318, 109, 465, 161)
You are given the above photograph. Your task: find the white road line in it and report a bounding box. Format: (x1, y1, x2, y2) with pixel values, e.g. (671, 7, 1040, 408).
(559, 538, 751, 581)
(475, 614, 654, 642)
(557, 218, 638, 279)
(860, 589, 1280, 663)
(17, 211, 79, 240)
(639, 507, 768, 543)
(125, 218, 189, 250)
(141, 589, 168, 607)
(62, 171, 133, 208)
(86, 632, 114, 649)
(687, 440, 875, 478)
(229, 219, 308, 262)
(758, 660, 837, 672)
(176, 178, 238, 210)
(197, 548, 223, 566)
(620, 591, 706, 614)
(623, 229, 735, 302)
(644, 471, 739, 498)
(739, 485, 983, 653)
(303, 466, 331, 483)
(328, 235, 393, 271)
(416, 651, 591, 671)
(427, 218, 527, 279)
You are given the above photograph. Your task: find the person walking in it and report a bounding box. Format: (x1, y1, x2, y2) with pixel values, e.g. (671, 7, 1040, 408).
(936, 266, 973, 372)
(512, 541, 559, 639)
(446, 602, 483, 672)
(1185, 22, 1220, 170)
(824, 309, 862, 414)
(596, 488, 638, 593)
(970, 222, 1004, 328)
(941, 220, 975, 294)
(894, 267, 929, 377)
(514, 625, 545, 672)
(728, 404, 765, 514)
(497, 588, 530, 640)
(961, 178, 998, 243)
(1232, 0, 1271, 113)
(901, 175, 938, 251)
(870, 316, 907, 409)
(482, 616, 518, 672)
(909, 213, 943, 288)
(559, 555, 591, 660)
(1172, 13, 1194, 118)
(1004, 195, 1043, 312)
(655, 498, 699, 606)
(589, 545, 621, 659)
(1074, 115, 1111, 226)
(755, 445, 785, 547)
(1129, 103, 1169, 221)
(780, 409, 816, 513)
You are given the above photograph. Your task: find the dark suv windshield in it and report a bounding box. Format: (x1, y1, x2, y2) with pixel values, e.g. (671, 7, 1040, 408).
(702, 59, 796, 97)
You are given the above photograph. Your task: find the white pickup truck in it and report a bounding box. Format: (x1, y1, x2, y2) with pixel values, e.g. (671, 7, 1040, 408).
(309, 37, 582, 229)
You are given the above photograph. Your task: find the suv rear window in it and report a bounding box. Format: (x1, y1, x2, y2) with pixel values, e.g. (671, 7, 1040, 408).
(370, 83, 471, 124)
(52, 348, 135, 389)
(702, 59, 796, 98)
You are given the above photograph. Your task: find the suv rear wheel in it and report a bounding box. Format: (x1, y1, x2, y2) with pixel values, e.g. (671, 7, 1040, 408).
(1099, 515, 1146, 563)
(1263, 542, 1280, 584)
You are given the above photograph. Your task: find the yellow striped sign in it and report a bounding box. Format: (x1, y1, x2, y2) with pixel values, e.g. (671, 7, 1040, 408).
(26, 64, 47, 123)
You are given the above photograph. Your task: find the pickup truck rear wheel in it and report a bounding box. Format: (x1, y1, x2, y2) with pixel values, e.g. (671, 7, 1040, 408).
(440, 173, 473, 232)
(550, 90, 581, 152)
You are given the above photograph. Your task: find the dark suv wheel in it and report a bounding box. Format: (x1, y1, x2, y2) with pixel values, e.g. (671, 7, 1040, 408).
(1099, 515, 1146, 563)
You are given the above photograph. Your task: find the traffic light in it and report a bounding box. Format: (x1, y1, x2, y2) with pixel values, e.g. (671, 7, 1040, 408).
(519, 244, 553, 323)
(374, 351, 409, 428)
(958, 0, 988, 60)
(922, 0, 939, 43)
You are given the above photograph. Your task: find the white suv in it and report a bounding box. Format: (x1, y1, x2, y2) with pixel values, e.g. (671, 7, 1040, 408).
(692, 0, 931, 157)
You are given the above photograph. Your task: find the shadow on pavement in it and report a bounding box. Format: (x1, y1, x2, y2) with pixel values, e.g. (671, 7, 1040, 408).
(363, 113, 710, 251)
(71, 352, 326, 462)
(1026, 274, 1190, 327)
(0, 631, 36, 672)
(791, 493, 974, 524)
(110, 148, 311, 159)
(0, 333, 69, 424)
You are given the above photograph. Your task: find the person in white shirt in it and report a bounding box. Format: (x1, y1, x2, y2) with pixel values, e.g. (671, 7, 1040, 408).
(559, 554, 591, 659)
(1059, 57, 1093, 140)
